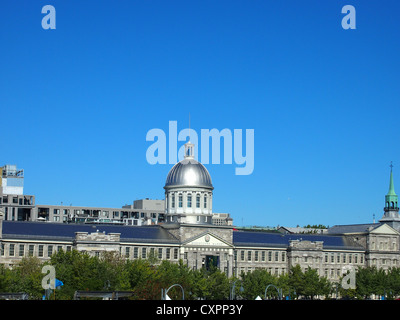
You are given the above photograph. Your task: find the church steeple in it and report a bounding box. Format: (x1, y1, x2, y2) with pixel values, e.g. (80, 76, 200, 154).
(380, 162, 400, 231)
(385, 162, 398, 212)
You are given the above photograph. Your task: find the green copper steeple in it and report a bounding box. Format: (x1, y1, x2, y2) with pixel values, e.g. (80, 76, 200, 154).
(385, 162, 398, 211)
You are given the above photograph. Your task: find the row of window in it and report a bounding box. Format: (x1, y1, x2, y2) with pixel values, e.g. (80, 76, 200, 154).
(1, 243, 71, 258)
(235, 250, 286, 263)
(169, 193, 209, 209)
(324, 253, 365, 264)
(235, 266, 287, 276)
(0, 195, 34, 205)
(0, 243, 181, 262)
(370, 258, 399, 266)
(122, 246, 179, 260)
(370, 240, 398, 251)
(38, 208, 163, 220)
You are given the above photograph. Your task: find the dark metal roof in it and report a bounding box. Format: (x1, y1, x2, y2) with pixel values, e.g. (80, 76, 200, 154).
(233, 230, 363, 250)
(2, 221, 179, 244)
(327, 223, 381, 235)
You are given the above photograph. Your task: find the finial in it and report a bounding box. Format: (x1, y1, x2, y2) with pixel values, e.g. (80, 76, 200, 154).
(390, 161, 394, 172)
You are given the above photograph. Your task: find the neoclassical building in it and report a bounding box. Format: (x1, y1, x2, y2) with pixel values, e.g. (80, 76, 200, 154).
(1, 145, 400, 283)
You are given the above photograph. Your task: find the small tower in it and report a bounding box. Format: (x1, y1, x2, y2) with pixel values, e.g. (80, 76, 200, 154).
(184, 141, 194, 159)
(380, 162, 400, 230)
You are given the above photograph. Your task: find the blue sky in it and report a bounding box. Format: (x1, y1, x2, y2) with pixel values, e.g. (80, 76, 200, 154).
(1, 0, 400, 228)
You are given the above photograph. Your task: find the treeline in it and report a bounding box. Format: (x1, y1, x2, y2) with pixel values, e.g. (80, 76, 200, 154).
(0, 249, 399, 300)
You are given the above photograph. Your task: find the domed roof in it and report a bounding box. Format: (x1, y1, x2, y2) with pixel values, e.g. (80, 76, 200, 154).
(164, 158, 213, 189)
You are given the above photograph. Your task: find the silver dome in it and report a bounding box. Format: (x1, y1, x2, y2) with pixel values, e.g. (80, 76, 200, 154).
(164, 158, 213, 189)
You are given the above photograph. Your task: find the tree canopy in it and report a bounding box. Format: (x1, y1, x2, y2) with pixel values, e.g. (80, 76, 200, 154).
(1, 249, 399, 300)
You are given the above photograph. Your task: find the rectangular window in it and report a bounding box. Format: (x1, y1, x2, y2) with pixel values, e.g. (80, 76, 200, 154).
(125, 247, 130, 258)
(19, 244, 25, 257)
(172, 196, 175, 208)
(178, 195, 183, 208)
(247, 251, 252, 261)
(255, 251, 259, 262)
(29, 245, 34, 256)
(48, 245, 53, 257)
(174, 248, 178, 260)
(133, 247, 138, 259)
(158, 248, 163, 260)
(275, 251, 279, 262)
(166, 248, 171, 260)
(262, 251, 266, 262)
(204, 196, 207, 208)
(268, 251, 272, 262)
(240, 250, 245, 261)
(141, 248, 147, 259)
(38, 245, 44, 257)
(9, 244, 15, 257)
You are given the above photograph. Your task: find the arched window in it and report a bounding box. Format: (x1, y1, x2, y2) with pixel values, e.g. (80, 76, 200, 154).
(187, 194, 192, 208)
(196, 194, 200, 208)
(204, 195, 207, 209)
(391, 201, 395, 208)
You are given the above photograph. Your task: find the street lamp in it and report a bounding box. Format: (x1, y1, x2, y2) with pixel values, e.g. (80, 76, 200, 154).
(161, 284, 185, 300)
(230, 279, 244, 300)
(264, 284, 282, 300)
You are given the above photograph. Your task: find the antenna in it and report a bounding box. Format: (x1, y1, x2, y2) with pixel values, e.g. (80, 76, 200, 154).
(188, 112, 191, 142)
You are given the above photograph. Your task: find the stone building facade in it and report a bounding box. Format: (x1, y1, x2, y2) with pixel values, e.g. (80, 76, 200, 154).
(1, 152, 400, 285)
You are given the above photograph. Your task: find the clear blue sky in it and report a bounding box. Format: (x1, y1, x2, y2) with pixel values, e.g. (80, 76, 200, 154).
(1, 0, 400, 228)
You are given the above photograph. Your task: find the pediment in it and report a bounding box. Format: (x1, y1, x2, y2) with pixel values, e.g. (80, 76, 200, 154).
(370, 223, 400, 235)
(183, 232, 233, 248)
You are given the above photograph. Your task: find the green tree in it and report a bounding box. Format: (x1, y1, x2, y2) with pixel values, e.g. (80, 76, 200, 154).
(191, 266, 229, 300)
(9, 256, 44, 299)
(241, 269, 278, 299)
(50, 249, 105, 299)
(0, 264, 12, 292)
(288, 265, 304, 298)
